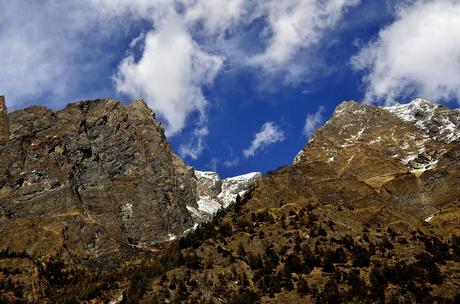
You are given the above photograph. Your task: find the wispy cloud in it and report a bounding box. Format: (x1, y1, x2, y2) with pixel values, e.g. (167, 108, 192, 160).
(222, 157, 240, 168)
(250, 0, 360, 75)
(352, 0, 460, 105)
(303, 106, 325, 137)
(0, 0, 359, 159)
(0, 1, 106, 107)
(179, 126, 209, 160)
(243, 122, 285, 158)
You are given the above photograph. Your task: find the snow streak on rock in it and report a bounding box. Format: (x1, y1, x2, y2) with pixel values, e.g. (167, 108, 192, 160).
(185, 171, 262, 225)
(386, 98, 460, 144)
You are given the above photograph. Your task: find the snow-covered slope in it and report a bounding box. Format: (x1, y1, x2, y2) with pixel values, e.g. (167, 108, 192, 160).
(218, 172, 262, 208)
(386, 98, 460, 143)
(186, 171, 262, 223)
(195, 171, 222, 193)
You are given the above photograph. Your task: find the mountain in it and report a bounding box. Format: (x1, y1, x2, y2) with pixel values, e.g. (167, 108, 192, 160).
(189, 171, 262, 224)
(127, 98, 458, 304)
(0, 98, 259, 303)
(0, 97, 459, 303)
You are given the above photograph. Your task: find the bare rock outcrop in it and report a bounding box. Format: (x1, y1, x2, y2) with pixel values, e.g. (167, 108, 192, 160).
(292, 98, 460, 224)
(0, 98, 197, 258)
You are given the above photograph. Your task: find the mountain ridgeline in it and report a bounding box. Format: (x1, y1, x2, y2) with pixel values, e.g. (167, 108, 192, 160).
(0, 97, 459, 303)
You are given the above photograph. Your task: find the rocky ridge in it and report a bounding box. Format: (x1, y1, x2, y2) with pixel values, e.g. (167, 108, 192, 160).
(129, 98, 460, 303)
(0, 96, 8, 141)
(0, 97, 259, 255)
(293, 98, 460, 222)
(1, 97, 459, 303)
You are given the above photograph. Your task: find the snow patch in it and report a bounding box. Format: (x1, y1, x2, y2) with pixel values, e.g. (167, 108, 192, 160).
(186, 171, 261, 227)
(386, 98, 460, 143)
(424, 211, 439, 223)
(219, 172, 262, 208)
(197, 195, 222, 215)
(293, 148, 305, 165)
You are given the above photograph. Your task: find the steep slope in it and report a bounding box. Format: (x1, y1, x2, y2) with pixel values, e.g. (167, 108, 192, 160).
(188, 171, 261, 223)
(292, 99, 460, 226)
(128, 99, 460, 304)
(0, 98, 198, 257)
(0, 97, 261, 303)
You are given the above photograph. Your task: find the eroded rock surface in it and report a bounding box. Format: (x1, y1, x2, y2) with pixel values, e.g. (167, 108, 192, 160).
(0, 98, 197, 258)
(292, 98, 460, 225)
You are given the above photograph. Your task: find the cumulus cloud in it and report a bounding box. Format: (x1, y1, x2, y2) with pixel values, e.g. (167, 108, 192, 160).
(243, 122, 285, 158)
(1, 0, 359, 158)
(0, 1, 102, 107)
(251, 0, 360, 70)
(352, 0, 460, 105)
(303, 106, 325, 137)
(114, 13, 223, 136)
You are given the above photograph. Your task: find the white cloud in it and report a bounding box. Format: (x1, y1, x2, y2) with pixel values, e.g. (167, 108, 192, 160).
(114, 12, 223, 136)
(243, 122, 285, 158)
(352, 0, 460, 105)
(179, 126, 209, 160)
(250, 0, 360, 72)
(303, 106, 325, 137)
(1, 0, 359, 159)
(0, 1, 102, 107)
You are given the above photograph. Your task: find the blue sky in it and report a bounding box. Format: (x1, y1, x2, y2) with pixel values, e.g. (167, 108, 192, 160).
(1, 0, 460, 177)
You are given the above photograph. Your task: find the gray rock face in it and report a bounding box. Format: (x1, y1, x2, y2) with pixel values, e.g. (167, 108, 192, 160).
(0, 99, 197, 257)
(0, 96, 8, 141)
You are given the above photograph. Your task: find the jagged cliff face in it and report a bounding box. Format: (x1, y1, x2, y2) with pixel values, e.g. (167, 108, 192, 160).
(0, 98, 199, 258)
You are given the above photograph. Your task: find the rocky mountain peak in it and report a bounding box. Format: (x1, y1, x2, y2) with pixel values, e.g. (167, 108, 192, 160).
(0, 98, 200, 257)
(386, 98, 460, 143)
(292, 98, 460, 222)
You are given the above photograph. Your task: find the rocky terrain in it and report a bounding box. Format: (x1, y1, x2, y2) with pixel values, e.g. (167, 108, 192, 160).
(0, 97, 459, 303)
(0, 97, 259, 303)
(126, 98, 459, 304)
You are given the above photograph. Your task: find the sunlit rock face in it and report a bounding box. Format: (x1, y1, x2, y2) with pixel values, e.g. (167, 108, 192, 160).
(0, 98, 199, 257)
(292, 98, 460, 224)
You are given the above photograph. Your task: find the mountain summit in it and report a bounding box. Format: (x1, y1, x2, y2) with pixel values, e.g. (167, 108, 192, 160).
(124, 98, 458, 303)
(0, 98, 459, 303)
